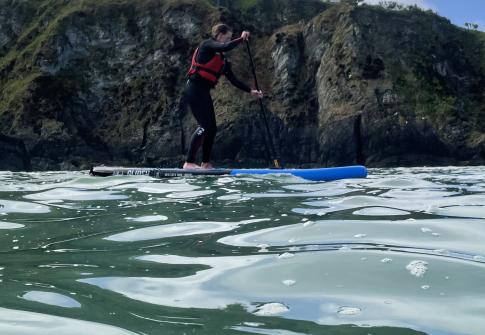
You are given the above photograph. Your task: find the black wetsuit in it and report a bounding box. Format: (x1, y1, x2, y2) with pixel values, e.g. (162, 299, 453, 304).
(183, 37, 251, 164)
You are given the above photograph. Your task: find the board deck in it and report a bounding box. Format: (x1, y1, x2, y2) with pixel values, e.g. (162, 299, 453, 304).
(90, 165, 367, 181)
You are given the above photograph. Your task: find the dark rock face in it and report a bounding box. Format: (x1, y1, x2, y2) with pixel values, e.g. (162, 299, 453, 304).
(0, 134, 30, 171)
(0, 0, 484, 170)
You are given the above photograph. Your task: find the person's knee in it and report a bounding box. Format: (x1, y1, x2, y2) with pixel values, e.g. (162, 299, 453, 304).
(199, 123, 216, 136)
(195, 126, 205, 136)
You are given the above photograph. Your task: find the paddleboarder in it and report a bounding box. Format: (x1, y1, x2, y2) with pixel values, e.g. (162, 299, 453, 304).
(182, 23, 263, 170)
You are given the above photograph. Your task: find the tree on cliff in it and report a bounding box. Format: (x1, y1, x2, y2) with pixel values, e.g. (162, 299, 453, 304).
(464, 22, 479, 31)
(339, 0, 364, 6)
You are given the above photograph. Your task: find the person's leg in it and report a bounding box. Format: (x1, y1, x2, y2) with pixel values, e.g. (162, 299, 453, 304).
(183, 84, 202, 168)
(186, 125, 205, 165)
(184, 84, 213, 168)
(201, 101, 217, 168)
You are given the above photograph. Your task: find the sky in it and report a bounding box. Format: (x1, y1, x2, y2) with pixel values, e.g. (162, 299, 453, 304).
(362, 0, 485, 31)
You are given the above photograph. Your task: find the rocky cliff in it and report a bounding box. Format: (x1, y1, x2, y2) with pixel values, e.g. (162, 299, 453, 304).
(0, 0, 484, 170)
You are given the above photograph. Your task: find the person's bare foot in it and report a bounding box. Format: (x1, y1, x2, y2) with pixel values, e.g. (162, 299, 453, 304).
(201, 162, 214, 169)
(183, 162, 201, 169)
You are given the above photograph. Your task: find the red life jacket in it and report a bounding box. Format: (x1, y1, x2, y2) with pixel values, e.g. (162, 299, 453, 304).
(187, 47, 225, 85)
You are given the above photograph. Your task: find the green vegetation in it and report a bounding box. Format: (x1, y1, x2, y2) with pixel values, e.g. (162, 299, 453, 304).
(339, 0, 364, 6)
(340, 1, 485, 139)
(0, 0, 138, 116)
(0, 73, 40, 117)
(207, 0, 328, 20)
(356, 0, 436, 14)
(464, 22, 480, 31)
(209, 0, 260, 11)
(1, 1, 75, 115)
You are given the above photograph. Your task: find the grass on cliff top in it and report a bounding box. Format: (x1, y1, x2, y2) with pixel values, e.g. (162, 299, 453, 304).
(358, 1, 485, 37)
(207, 0, 329, 16)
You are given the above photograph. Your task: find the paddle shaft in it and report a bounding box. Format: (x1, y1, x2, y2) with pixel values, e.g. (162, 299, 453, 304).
(245, 40, 282, 169)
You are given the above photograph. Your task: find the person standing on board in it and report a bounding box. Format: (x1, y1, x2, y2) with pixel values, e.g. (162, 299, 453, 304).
(182, 23, 263, 170)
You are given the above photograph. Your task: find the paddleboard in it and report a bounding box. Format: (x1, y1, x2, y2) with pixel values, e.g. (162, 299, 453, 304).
(90, 165, 367, 181)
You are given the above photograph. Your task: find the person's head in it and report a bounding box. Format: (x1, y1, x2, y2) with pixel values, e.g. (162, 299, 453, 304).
(211, 23, 233, 43)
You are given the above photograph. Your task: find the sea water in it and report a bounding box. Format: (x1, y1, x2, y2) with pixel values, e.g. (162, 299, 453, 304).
(0, 167, 484, 335)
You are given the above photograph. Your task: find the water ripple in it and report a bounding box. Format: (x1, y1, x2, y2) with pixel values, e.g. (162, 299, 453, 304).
(0, 167, 484, 335)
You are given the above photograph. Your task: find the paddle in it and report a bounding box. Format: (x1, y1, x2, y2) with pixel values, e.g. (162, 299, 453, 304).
(245, 40, 282, 169)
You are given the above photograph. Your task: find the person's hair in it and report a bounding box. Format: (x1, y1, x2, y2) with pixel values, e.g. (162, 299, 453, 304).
(211, 23, 232, 39)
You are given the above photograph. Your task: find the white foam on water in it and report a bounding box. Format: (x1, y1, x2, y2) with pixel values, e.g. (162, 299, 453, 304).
(242, 322, 265, 327)
(0, 200, 50, 214)
(282, 280, 296, 286)
(253, 303, 289, 316)
(217, 177, 236, 184)
(406, 260, 428, 277)
(421, 228, 433, 233)
(421, 285, 430, 290)
(337, 307, 362, 316)
(125, 215, 168, 223)
(277, 252, 295, 260)
(302, 220, 315, 227)
(381, 258, 392, 263)
(354, 234, 367, 238)
(257, 244, 270, 253)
